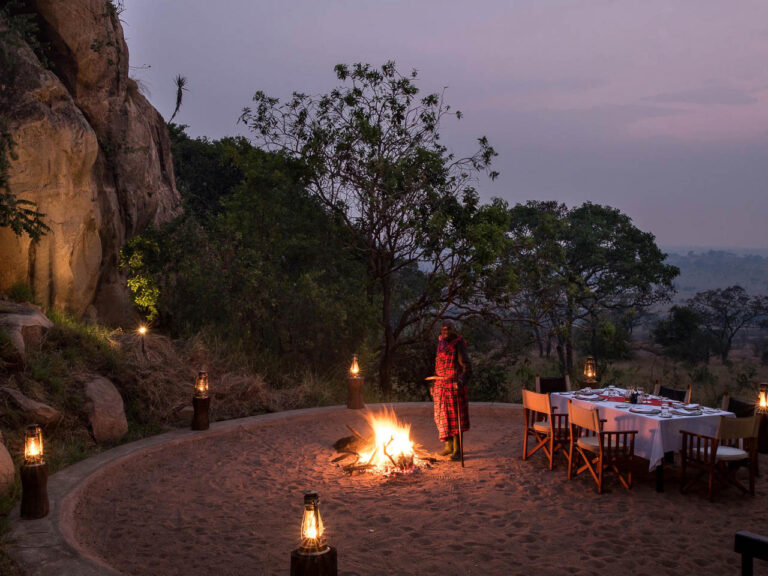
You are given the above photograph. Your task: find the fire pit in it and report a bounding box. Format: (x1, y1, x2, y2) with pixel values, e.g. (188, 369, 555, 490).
(332, 407, 434, 475)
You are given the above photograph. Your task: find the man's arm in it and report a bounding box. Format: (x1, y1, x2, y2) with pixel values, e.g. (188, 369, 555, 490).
(456, 340, 472, 385)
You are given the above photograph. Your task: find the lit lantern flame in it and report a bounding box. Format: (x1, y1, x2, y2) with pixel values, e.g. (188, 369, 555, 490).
(584, 356, 597, 383)
(349, 355, 360, 377)
(300, 492, 326, 552)
(195, 370, 209, 398)
(358, 407, 415, 471)
(138, 325, 148, 336)
(758, 384, 768, 414)
(24, 424, 44, 465)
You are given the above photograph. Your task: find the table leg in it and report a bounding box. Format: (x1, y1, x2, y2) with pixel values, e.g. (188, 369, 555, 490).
(655, 462, 664, 492)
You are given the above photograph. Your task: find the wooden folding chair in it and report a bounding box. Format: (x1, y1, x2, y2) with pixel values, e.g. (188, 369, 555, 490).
(567, 400, 637, 493)
(680, 415, 759, 501)
(535, 374, 571, 394)
(652, 380, 692, 403)
(522, 389, 569, 470)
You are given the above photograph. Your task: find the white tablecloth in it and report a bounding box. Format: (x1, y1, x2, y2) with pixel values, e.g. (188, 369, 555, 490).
(550, 392, 732, 471)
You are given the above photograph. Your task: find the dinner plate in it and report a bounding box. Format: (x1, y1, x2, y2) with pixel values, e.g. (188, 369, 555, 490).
(672, 409, 702, 416)
(576, 394, 600, 400)
(683, 404, 700, 410)
(629, 406, 661, 415)
(613, 403, 630, 409)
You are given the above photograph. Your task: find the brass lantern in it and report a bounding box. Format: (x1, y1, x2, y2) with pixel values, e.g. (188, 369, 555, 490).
(757, 383, 768, 414)
(24, 424, 44, 465)
(583, 357, 597, 384)
(195, 370, 209, 399)
(349, 355, 360, 377)
(300, 491, 327, 552)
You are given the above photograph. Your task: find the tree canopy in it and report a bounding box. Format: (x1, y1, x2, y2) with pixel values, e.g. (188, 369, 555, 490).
(240, 61, 501, 395)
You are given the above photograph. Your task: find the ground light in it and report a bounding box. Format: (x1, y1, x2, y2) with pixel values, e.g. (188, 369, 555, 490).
(290, 491, 337, 576)
(192, 370, 210, 430)
(20, 424, 49, 519)
(347, 354, 364, 410)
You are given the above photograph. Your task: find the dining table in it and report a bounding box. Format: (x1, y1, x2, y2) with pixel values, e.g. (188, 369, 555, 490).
(550, 387, 734, 492)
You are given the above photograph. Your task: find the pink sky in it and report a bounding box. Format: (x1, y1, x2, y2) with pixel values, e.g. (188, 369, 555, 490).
(121, 0, 768, 251)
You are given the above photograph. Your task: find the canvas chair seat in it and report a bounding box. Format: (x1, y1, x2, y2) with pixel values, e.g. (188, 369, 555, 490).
(680, 415, 759, 501)
(577, 435, 600, 452)
(692, 445, 750, 462)
(533, 421, 551, 433)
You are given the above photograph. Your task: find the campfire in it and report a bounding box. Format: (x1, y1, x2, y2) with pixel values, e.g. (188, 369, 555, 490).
(333, 407, 433, 475)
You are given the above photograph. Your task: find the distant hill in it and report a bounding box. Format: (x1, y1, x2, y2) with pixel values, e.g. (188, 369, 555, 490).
(662, 249, 768, 302)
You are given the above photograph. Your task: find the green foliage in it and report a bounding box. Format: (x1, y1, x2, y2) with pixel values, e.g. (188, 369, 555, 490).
(7, 281, 34, 303)
(688, 285, 768, 363)
(498, 201, 679, 373)
(653, 305, 714, 363)
(241, 61, 501, 395)
(123, 127, 377, 377)
(120, 235, 161, 321)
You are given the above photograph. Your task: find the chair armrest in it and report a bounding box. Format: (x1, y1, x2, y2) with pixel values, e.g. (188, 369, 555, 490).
(679, 430, 716, 442)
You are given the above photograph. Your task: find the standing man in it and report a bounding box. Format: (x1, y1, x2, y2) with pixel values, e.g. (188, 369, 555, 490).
(431, 320, 471, 461)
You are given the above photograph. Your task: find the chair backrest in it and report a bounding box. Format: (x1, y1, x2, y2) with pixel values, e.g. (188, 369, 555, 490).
(568, 400, 600, 434)
(522, 389, 551, 415)
(717, 415, 759, 441)
(535, 374, 571, 394)
(721, 392, 756, 417)
(658, 385, 689, 403)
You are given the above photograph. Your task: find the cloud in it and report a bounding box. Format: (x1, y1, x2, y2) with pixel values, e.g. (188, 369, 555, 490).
(647, 86, 758, 106)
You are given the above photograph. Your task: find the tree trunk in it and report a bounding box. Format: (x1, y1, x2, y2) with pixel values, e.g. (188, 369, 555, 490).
(379, 276, 395, 399)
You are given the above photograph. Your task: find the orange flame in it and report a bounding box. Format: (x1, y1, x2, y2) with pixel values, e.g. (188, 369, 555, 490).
(358, 407, 415, 471)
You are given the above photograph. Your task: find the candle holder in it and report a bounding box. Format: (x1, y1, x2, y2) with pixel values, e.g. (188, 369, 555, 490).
(290, 491, 337, 576)
(346, 355, 364, 410)
(20, 424, 49, 519)
(757, 383, 768, 415)
(191, 370, 210, 431)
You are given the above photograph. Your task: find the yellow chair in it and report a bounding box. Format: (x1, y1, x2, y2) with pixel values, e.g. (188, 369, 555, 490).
(567, 400, 637, 493)
(522, 389, 569, 470)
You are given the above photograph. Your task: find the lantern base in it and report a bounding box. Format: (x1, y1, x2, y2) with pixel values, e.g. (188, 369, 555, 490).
(192, 396, 210, 430)
(20, 463, 49, 519)
(347, 377, 364, 410)
(290, 545, 338, 576)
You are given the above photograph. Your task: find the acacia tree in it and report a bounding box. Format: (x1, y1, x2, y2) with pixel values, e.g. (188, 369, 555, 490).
(501, 201, 679, 374)
(688, 286, 768, 363)
(240, 61, 499, 395)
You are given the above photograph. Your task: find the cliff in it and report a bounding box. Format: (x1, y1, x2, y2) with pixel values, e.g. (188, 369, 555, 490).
(0, 0, 181, 324)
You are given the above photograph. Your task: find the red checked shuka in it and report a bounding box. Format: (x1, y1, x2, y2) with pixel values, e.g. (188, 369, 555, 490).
(432, 334, 471, 441)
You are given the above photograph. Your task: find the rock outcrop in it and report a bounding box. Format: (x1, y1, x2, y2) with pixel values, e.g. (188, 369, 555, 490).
(0, 1, 181, 323)
(1, 386, 62, 425)
(0, 300, 54, 361)
(0, 437, 13, 494)
(84, 376, 128, 442)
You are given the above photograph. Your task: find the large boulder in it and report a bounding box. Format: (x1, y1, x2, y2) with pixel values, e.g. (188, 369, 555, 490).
(0, 387, 62, 425)
(0, 440, 13, 495)
(84, 376, 128, 442)
(0, 301, 54, 361)
(0, 1, 181, 323)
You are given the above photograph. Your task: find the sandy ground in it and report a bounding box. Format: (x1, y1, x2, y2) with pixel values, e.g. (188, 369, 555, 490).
(72, 405, 768, 575)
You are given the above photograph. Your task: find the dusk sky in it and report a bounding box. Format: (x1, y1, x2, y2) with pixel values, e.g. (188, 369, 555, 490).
(121, 0, 768, 251)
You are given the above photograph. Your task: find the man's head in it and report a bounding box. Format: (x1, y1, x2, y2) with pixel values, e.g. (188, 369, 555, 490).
(440, 320, 457, 338)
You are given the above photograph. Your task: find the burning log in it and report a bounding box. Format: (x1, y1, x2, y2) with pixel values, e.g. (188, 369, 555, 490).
(332, 408, 429, 475)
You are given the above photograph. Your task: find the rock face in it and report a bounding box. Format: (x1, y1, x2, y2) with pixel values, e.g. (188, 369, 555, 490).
(84, 376, 128, 442)
(0, 440, 13, 495)
(1, 386, 62, 425)
(0, 300, 54, 361)
(0, 1, 181, 323)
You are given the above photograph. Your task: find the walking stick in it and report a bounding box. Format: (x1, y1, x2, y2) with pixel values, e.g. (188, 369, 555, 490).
(457, 383, 464, 468)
